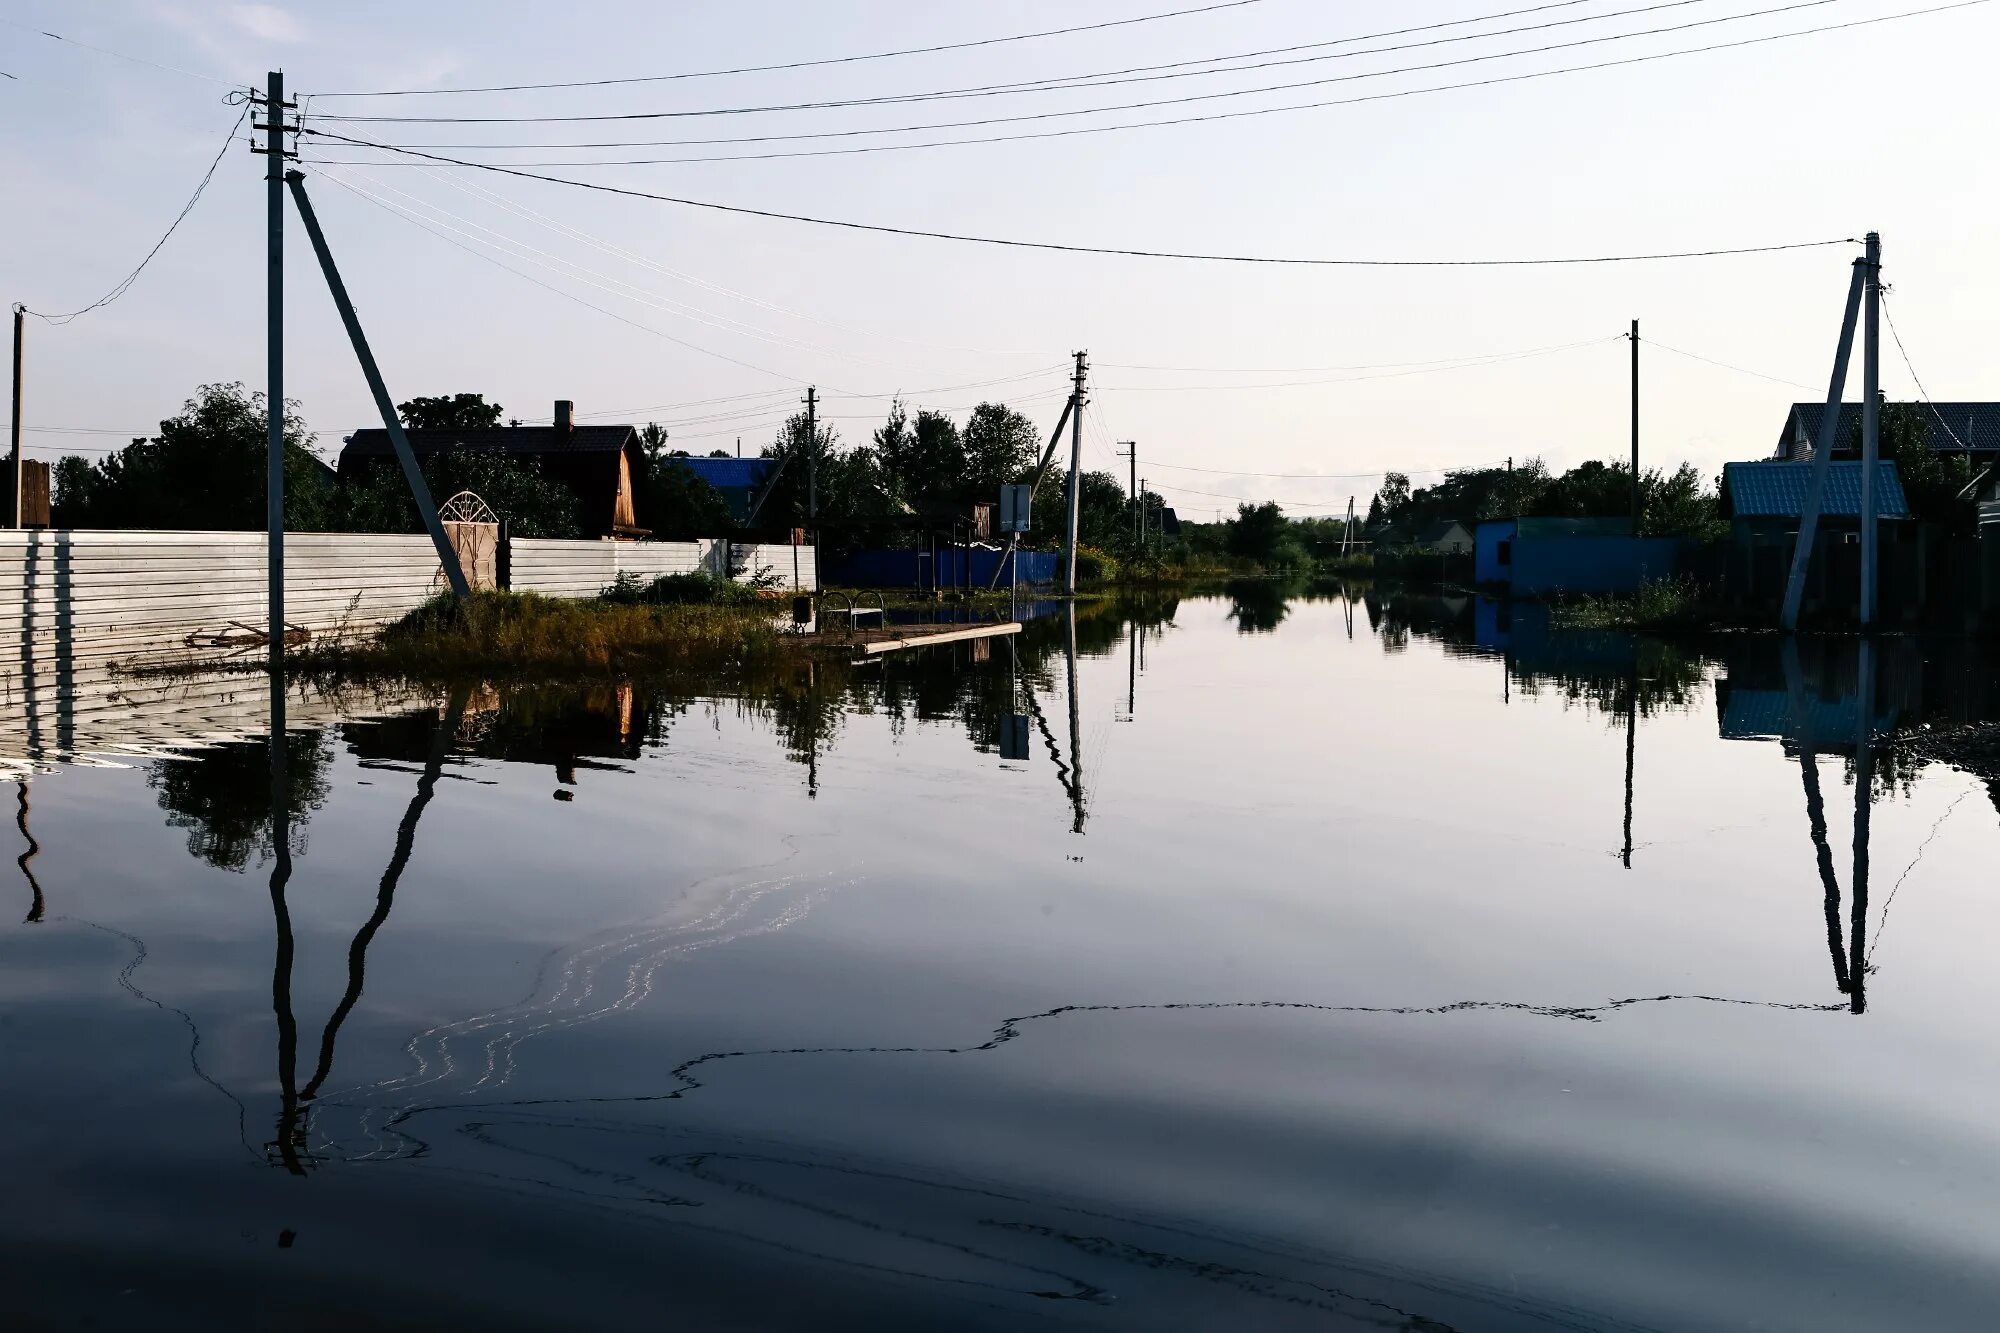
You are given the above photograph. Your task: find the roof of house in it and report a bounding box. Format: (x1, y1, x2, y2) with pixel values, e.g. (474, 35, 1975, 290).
(666, 455, 774, 489)
(1777, 402, 2000, 458)
(340, 424, 638, 463)
(1723, 460, 1910, 519)
(1411, 520, 1471, 542)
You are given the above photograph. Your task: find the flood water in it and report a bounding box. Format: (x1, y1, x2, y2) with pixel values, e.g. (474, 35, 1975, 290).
(6, 586, 2000, 1330)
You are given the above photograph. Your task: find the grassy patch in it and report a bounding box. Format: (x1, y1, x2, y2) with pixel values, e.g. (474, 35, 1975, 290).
(1551, 575, 1721, 633)
(249, 590, 793, 685)
(599, 569, 780, 607)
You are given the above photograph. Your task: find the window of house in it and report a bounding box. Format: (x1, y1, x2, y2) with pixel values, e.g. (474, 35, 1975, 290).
(1498, 540, 1512, 567)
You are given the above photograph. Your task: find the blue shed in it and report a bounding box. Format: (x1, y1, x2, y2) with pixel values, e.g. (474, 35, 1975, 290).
(1475, 517, 1683, 596)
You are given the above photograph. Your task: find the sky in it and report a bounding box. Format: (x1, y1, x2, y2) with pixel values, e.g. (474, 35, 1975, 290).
(3, 0, 1996, 517)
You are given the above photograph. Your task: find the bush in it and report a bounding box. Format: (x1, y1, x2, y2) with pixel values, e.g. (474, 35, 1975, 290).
(600, 569, 778, 607)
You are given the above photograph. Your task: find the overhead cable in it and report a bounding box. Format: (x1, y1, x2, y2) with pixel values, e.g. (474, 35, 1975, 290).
(1881, 297, 1971, 450)
(303, 138, 1853, 266)
(1641, 338, 1818, 390)
(307, 0, 1842, 124)
(307, 0, 1276, 96)
(298, 2, 1988, 166)
(0, 16, 244, 88)
(29, 107, 247, 325)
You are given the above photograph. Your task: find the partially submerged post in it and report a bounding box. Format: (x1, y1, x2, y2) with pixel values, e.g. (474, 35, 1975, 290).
(1859, 232, 1882, 627)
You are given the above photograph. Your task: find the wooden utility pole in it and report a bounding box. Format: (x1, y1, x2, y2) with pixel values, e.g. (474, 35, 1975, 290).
(9, 303, 22, 529)
(1860, 232, 1881, 627)
(804, 385, 817, 525)
(1064, 351, 1087, 594)
(1629, 319, 1640, 534)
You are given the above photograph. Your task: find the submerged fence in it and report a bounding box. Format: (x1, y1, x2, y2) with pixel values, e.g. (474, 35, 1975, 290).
(0, 529, 816, 770)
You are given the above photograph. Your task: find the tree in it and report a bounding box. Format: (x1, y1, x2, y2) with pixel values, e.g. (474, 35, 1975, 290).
(333, 450, 584, 537)
(1225, 501, 1295, 566)
(1376, 472, 1411, 523)
(1872, 401, 1973, 531)
(397, 393, 504, 430)
(50, 381, 331, 530)
(756, 410, 842, 527)
(961, 402, 1039, 499)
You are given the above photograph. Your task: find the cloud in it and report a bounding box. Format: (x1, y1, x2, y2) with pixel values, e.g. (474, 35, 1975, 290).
(230, 4, 304, 43)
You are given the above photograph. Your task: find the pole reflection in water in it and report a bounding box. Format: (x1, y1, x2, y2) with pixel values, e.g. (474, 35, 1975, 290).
(265, 674, 306, 1175)
(1849, 638, 1874, 1015)
(1066, 603, 1086, 835)
(1622, 661, 1638, 870)
(1784, 639, 1853, 1000)
(300, 687, 467, 1106)
(16, 779, 42, 924)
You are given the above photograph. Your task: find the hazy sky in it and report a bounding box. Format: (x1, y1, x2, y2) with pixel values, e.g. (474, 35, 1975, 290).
(4, 0, 1995, 515)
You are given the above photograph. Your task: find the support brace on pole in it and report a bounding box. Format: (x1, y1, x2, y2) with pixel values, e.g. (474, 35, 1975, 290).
(1779, 261, 1866, 632)
(985, 394, 1074, 590)
(284, 171, 470, 600)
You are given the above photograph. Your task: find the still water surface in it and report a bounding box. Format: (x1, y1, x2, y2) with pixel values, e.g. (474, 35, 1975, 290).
(6, 588, 2000, 1330)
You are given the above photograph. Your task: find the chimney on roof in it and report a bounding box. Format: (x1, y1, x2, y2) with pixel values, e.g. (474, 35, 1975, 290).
(554, 399, 574, 435)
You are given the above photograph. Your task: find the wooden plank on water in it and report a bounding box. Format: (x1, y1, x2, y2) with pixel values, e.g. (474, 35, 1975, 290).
(857, 622, 1022, 655)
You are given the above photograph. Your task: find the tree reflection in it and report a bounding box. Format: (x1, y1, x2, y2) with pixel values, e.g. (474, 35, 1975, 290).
(1223, 577, 1295, 634)
(149, 730, 333, 871)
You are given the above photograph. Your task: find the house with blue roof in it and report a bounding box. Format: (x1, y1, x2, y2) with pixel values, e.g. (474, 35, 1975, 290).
(663, 455, 778, 522)
(1720, 459, 1911, 544)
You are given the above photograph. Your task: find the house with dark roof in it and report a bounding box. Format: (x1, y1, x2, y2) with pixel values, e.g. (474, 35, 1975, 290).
(1772, 402, 2000, 461)
(339, 400, 647, 538)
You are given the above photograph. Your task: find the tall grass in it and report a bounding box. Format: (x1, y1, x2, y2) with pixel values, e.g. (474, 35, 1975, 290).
(286, 590, 789, 682)
(1552, 575, 1717, 633)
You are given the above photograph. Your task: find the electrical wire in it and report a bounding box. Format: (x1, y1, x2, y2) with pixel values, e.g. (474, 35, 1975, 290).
(410, 164, 1061, 358)
(1643, 337, 1819, 391)
(299, 2, 1988, 167)
(301, 135, 1855, 265)
(312, 170, 817, 385)
(308, 0, 1718, 141)
(307, 0, 1277, 96)
(28, 106, 247, 325)
(1881, 296, 1970, 450)
(0, 16, 245, 88)
(309, 0, 1843, 124)
(1101, 337, 1618, 390)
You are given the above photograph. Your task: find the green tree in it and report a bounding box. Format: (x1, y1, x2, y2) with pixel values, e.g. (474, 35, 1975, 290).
(1870, 401, 1973, 531)
(397, 393, 504, 430)
(1225, 501, 1298, 566)
(50, 381, 331, 530)
(961, 402, 1039, 499)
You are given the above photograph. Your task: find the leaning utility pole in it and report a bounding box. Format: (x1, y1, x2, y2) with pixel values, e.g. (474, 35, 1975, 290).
(286, 172, 470, 600)
(254, 71, 293, 670)
(1780, 258, 1866, 631)
(9, 303, 22, 529)
(1629, 318, 1641, 534)
(1064, 351, 1087, 594)
(1859, 232, 1881, 628)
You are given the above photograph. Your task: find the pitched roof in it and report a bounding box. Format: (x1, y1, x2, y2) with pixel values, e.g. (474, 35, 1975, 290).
(666, 455, 774, 489)
(340, 424, 637, 462)
(1411, 520, 1470, 542)
(1723, 460, 1910, 519)
(1777, 402, 2000, 459)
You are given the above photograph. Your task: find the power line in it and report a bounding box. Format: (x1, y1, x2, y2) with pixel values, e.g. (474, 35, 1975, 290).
(307, 0, 1707, 139)
(301, 137, 1854, 266)
(309, 1, 1278, 97)
(0, 16, 245, 88)
(1102, 337, 1618, 389)
(27, 107, 246, 325)
(299, 2, 1988, 167)
(1881, 295, 1970, 450)
(1643, 337, 1818, 390)
(313, 170, 817, 386)
(309, 0, 1841, 124)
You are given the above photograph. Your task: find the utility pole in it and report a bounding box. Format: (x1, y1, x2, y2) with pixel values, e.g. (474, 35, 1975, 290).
(1341, 496, 1355, 555)
(9, 303, 22, 529)
(1117, 440, 1137, 544)
(1064, 351, 1087, 594)
(804, 384, 818, 595)
(1139, 476, 1150, 557)
(255, 71, 293, 669)
(1629, 319, 1641, 535)
(1860, 232, 1881, 628)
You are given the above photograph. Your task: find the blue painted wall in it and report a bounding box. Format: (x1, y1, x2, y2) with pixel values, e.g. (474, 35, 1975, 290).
(1473, 521, 1683, 595)
(824, 548, 1060, 587)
